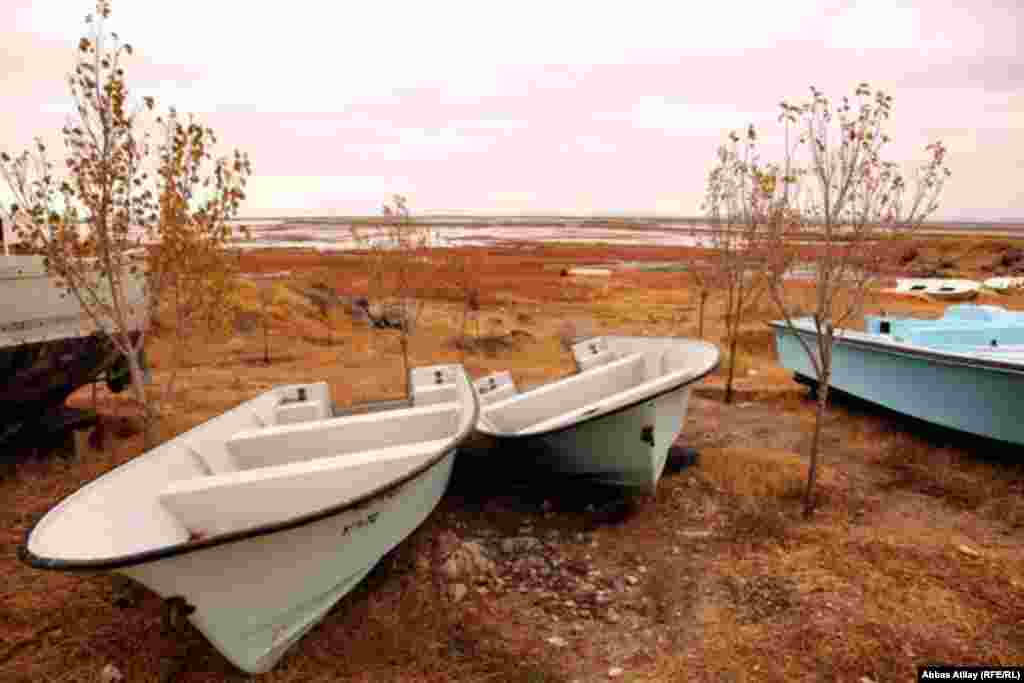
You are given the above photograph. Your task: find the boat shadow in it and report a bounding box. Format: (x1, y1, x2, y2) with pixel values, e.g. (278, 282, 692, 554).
(447, 435, 700, 528)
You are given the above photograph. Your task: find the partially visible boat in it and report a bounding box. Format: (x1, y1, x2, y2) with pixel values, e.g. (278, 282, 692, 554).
(888, 278, 980, 301)
(472, 336, 719, 493)
(1, 254, 147, 441)
(21, 364, 479, 674)
(771, 304, 1024, 445)
(983, 276, 1024, 292)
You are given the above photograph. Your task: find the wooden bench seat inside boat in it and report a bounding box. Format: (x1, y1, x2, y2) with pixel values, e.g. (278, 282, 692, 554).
(482, 352, 647, 432)
(159, 437, 451, 538)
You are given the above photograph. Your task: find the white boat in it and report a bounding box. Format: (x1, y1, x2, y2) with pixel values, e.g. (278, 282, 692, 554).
(21, 364, 478, 674)
(889, 278, 980, 301)
(472, 336, 719, 494)
(983, 276, 1024, 292)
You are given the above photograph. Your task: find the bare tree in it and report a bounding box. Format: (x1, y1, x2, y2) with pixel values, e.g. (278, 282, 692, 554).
(702, 131, 770, 404)
(711, 84, 950, 516)
(442, 247, 484, 357)
(0, 3, 251, 447)
(351, 195, 436, 394)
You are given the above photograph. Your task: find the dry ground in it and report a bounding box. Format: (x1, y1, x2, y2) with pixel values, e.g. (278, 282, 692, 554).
(2, 238, 1023, 682)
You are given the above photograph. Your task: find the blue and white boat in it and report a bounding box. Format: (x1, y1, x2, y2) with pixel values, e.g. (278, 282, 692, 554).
(771, 304, 1024, 446)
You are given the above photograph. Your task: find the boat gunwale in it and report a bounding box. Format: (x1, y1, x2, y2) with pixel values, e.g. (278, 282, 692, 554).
(768, 320, 1024, 376)
(19, 365, 480, 573)
(476, 336, 720, 440)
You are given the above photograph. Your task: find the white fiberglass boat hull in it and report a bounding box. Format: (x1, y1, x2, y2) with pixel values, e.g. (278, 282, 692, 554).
(22, 365, 477, 674)
(514, 384, 691, 493)
(473, 336, 719, 495)
(122, 450, 454, 673)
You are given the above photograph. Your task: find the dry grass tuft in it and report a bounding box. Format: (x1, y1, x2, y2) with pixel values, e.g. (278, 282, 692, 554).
(699, 447, 808, 500)
(877, 434, 1024, 527)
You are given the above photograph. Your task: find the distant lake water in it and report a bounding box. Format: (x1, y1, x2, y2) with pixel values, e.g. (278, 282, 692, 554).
(230, 219, 716, 251)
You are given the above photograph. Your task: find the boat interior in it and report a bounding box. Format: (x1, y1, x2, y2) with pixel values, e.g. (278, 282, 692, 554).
(26, 365, 475, 564)
(474, 336, 719, 436)
(864, 306, 1024, 359)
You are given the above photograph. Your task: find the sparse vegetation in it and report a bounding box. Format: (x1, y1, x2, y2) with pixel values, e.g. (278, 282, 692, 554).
(708, 83, 951, 515)
(0, 2, 250, 447)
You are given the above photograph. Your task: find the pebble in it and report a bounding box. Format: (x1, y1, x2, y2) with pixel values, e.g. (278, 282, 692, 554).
(449, 583, 468, 603)
(958, 544, 981, 558)
(100, 664, 124, 683)
(625, 575, 639, 586)
(681, 530, 713, 539)
(546, 636, 568, 648)
(502, 536, 540, 554)
(608, 667, 624, 678)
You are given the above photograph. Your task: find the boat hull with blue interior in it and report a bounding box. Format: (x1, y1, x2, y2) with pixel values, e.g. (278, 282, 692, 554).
(771, 305, 1024, 445)
(473, 336, 720, 494)
(21, 365, 478, 674)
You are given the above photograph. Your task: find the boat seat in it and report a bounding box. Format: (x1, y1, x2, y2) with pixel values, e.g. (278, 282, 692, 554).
(572, 337, 617, 371)
(519, 368, 686, 435)
(226, 402, 460, 471)
(182, 410, 268, 475)
(483, 352, 646, 432)
(474, 371, 518, 406)
(272, 382, 332, 425)
(159, 438, 451, 538)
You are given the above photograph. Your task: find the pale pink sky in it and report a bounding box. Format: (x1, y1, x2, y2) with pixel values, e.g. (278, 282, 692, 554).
(2, 1, 1022, 220)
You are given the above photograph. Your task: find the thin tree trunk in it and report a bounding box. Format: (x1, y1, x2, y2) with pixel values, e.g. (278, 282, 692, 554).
(698, 290, 707, 339)
(724, 324, 740, 405)
(125, 348, 157, 449)
(459, 303, 469, 360)
(399, 333, 410, 397)
(262, 293, 270, 365)
(803, 372, 829, 517)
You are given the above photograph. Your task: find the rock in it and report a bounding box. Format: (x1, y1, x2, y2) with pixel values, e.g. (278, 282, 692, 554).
(502, 536, 540, 554)
(1001, 248, 1024, 267)
(434, 530, 461, 562)
(681, 530, 713, 539)
(441, 540, 496, 581)
(100, 664, 124, 683)
(625, 575, 639, 586)
(449, 583, 469, 603)
(605, 609, 621, 624)
(860, 677, 878, 683)
(958, 544, 981, 558)
(546, 636, 568, 648)
(608, 666, 624, 678)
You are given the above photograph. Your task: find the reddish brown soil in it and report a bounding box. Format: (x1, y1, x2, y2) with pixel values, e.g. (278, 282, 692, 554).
(2, 238, 1023, 682)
